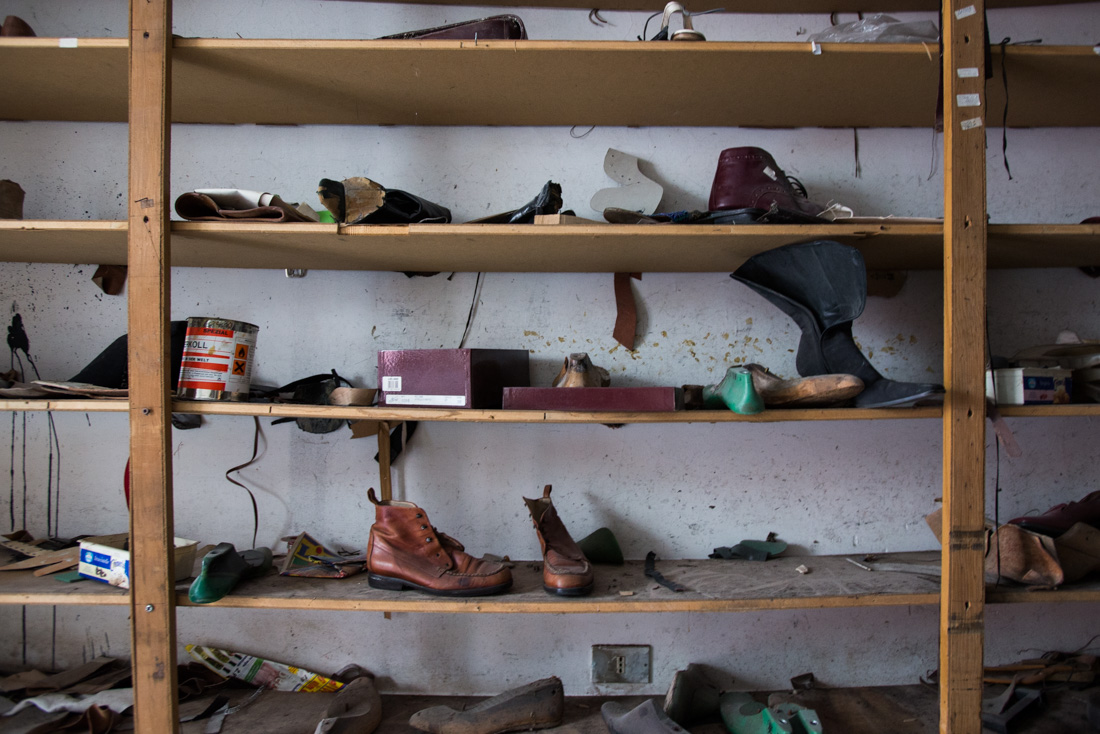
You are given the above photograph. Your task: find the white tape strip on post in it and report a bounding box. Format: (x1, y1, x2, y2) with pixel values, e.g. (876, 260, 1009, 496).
(58, 38, 78, 48)
(957, 94, 982, 108)
(958, 67, 980, 78)
(955, 5, 977, 19)
(960, 118, 983, 131)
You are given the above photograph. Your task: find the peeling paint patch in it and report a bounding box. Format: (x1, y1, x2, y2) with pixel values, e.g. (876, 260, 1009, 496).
(524, 330, 541, 337)
(745, 318, 753, 325)
(683, 340, 696, 347)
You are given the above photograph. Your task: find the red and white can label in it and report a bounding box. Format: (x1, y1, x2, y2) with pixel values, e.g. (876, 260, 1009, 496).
(178, 324, 257, 394)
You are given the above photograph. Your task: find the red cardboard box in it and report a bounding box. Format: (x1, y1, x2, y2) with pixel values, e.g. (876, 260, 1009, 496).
(378, 349, 530, 408)
(502, 386, 682, 412)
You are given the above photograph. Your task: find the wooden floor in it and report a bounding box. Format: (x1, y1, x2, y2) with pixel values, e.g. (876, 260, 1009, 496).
(168, 685, 1097, 733)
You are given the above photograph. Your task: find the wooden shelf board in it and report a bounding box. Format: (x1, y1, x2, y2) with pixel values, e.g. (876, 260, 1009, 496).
(175, 554, 942, 612)
(0, 221, 127, 265)
(0, 570, 130, 606)
(988, 576, 1100, 604)
(369, 0, 1098, 9)
(1, 221, 1097, 272)
(998, 404, 1100, 417)
(987, 223, 1100, 269)
(174, 400, 942, 423)
(4, 40, 1097, 128)
(0, 399, 127, 413)
(170, 221, 948, 272)
(171, 40, 941, 128)
(0, 38, 128, 122)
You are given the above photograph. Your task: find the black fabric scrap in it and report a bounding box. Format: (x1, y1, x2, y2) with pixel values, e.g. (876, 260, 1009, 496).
(644, 551, 688, 592)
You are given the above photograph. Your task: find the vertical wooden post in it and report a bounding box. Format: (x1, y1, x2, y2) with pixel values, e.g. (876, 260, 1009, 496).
(940, 1, 987, 732)
(377, 421, 393, 502)
(128, 2, 177, 733)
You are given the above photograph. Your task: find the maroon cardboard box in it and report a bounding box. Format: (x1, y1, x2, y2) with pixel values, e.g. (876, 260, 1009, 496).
(378, 349, 530, 408)
(502, 387, 683, 412)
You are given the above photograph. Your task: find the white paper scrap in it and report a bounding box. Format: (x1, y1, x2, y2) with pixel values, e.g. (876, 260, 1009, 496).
(59, 38, 78, 48)
(960, 118, 983, 131)
(957, 94, 981, 108)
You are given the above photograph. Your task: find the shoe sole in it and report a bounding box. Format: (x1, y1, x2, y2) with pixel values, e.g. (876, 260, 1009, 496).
(367, 573, 512, 597)
(544, 581, 594, 597)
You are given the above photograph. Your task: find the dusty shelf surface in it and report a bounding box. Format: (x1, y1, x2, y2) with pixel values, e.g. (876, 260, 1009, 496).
(174, 554, 945, 612)
(0, 570, 129, 606)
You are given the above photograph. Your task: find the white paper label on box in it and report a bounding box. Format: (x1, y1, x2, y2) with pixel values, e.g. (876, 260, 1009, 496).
(957, 67, 980, 78)
(960, 117, 983, 130)
(59, 38, 78, 48)
(955, 5, 976, 19)
(382, 376, 402, 392)
(957, 94, 981, 107)
(386, 394, 466, 406)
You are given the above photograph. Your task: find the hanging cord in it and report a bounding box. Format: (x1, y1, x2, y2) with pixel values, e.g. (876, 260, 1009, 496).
(224, 416, 263, 549)
(458, 272, 485, 349)
(6, 314, 62, 536)
(852, 128, 862, 178)
(995, 37, 1042, 180)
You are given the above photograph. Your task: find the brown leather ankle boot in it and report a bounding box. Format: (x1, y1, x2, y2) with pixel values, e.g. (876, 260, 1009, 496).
(366, 488, 512, 596)
(524, 485, 594, 596)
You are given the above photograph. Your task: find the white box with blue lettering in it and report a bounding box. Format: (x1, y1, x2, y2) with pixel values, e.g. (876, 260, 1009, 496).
(78, 534, 198, 589)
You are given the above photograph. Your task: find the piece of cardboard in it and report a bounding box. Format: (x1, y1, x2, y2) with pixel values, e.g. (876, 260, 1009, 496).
(78, 534, 198, 589)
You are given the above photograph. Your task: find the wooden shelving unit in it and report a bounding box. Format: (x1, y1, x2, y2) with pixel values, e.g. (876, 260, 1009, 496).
(2, 2, 1095, 732)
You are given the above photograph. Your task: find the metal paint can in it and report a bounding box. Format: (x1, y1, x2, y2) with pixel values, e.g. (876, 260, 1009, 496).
(176, 317, 259, 401)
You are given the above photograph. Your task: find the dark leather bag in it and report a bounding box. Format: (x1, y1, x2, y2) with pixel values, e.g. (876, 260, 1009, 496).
(379, 15, 526, 41)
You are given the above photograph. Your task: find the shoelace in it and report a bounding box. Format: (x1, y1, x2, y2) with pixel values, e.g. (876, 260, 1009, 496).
(787, 175, 809, 199)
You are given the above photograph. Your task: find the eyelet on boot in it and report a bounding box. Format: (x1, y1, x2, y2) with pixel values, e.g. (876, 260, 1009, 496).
(426, 537, 433, 543)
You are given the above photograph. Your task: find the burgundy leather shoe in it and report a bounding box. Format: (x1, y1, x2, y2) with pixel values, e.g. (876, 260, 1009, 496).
(1008, 489, 1100, 537)
(708, 147, 827, 222)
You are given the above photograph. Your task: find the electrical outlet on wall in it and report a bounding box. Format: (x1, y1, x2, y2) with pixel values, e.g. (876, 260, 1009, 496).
(592, 644, 651, 684)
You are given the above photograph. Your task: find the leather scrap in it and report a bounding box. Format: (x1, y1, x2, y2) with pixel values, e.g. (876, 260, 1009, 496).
(612, 272, 642, 350)
(92, 265, 127, 296)
(644, 551, 688, 592)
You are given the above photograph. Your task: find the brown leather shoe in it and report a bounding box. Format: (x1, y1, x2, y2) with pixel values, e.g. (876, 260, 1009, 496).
(524, 485, 594, 596)
(366, 488, 512, 596)
(1008, 489, 1100, 537)
(708, 146, 826, 222)
(0, 180, 25, 220)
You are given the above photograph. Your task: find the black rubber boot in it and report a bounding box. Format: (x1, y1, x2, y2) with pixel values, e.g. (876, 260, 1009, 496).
(732, 241, 944, 408)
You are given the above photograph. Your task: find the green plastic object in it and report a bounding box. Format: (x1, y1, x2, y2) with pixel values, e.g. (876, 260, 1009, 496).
(702, 366, 765, 415)
(188, 543, 273, 604)
(721, 692, 824, 734)
(721, 692, 792, 734)
(577, 527, 624, 565)
(318, 210, 337, 223)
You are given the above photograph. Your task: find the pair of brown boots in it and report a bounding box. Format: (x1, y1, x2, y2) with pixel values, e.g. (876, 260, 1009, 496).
(365, 485, 593, 597)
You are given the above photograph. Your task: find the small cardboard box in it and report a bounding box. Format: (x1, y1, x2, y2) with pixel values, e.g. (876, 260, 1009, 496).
(503, 386, 683, 412)
(378, 349, 530, 408)
(985, 367, 1073, 405)
(78, 534, 199, 589)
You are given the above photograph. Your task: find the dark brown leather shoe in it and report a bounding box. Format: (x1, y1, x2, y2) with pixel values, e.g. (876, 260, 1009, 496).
(708, 146, 827, 222)
(524, 485, 594, 596)
(366, 489, 512, 596)
(1, 16, 35, 37)
(0, 180, 25, 220)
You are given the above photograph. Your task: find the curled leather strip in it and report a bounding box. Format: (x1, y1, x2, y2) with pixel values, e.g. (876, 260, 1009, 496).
(644, 551, 688, 592)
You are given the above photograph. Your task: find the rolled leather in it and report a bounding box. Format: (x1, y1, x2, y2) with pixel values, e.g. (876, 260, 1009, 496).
(380, 14, 526, 41)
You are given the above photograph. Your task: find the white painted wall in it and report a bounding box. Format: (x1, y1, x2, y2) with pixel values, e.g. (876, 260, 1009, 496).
(2, 0, 1098, 698)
